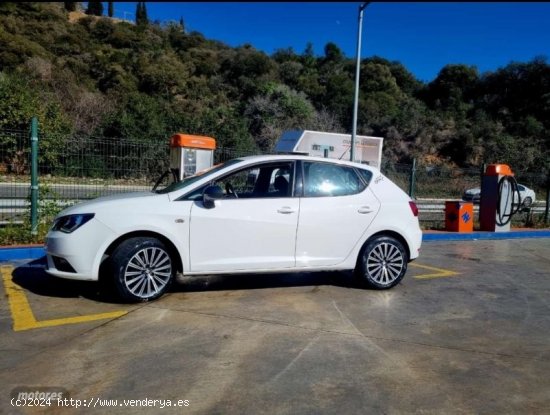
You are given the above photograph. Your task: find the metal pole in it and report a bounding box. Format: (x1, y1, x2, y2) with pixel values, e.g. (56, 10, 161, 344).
(544, 174, 549, 224)
(30, 117, 39, 236)
(409, 158, 417, 198)
(351, 2, 369, 162)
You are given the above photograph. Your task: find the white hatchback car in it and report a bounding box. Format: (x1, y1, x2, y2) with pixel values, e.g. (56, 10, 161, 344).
(462, 183, 536, 206)
(45, 155, 422, 302)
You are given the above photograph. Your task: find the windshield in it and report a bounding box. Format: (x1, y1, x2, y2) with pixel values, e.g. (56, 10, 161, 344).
(155, 159, 242, 194)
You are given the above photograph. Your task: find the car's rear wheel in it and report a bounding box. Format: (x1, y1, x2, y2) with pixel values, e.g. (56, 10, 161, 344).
(111, 237, 174, 302)
(523, 196, 532, 207)
(356, 236, 408, 289)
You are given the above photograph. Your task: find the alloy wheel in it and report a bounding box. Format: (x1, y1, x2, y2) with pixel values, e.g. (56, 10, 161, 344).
(366, 242, 405, 286)
(124, 247, 172, 299)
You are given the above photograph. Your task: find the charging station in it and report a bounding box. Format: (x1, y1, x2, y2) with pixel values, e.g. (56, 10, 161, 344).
(169, 133, 216, 180)
(152, 133, 216, 192)
(479, 164, 522, 232)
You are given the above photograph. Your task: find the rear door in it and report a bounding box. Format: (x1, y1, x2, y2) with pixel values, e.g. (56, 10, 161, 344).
(295, 161, 380, 267)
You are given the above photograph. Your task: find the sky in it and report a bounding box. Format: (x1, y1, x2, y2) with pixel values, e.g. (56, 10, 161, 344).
(108, 2, 550, 82)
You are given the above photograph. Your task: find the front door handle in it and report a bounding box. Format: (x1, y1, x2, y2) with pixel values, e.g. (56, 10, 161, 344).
(277, 206, 295, 214)
(358, 206, 373, 214)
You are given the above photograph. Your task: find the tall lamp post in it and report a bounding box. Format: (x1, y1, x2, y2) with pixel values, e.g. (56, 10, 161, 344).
(350, 2, 370, 162)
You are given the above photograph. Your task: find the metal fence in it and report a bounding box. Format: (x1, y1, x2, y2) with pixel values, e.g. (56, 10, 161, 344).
(0, 122, 548, 235)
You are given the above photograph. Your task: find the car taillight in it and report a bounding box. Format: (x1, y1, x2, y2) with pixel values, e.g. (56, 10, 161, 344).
(409, 201, 419, 217)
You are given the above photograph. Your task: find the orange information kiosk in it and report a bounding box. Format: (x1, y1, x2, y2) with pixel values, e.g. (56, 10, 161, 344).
(169, 133, 216, 180)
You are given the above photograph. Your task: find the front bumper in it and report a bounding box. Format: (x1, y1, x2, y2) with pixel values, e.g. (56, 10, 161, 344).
(45, 218, 116, 281)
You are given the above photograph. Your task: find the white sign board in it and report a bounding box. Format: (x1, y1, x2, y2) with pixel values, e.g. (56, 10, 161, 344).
(274, 130, 383, 169)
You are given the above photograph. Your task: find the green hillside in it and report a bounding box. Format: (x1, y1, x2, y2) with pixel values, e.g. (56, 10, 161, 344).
(0, 2, 549, 173)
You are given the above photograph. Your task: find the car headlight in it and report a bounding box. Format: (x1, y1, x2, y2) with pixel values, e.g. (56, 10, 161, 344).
(51, 214, 95, 233)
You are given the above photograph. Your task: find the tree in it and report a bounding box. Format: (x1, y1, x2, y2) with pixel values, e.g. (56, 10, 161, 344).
(135, 2, 148, 26)
(135, 2, 142, 24)
(179, 16, 185, 32)
(142, 2, 148, 23)
(108, 1, 114, 17)
(86, 1, 103, 16)
(245, 83, 315, 151)
(323, 42, 343, 63)
(303, 42, 314, 58)
(63, 2, 77, 12)
(422, 64, 479, 114)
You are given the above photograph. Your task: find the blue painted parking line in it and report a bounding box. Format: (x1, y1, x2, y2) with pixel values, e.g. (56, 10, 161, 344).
(423, 230, 550, 241)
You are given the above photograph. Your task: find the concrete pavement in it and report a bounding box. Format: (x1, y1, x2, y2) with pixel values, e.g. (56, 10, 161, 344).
(1, 239, 549, 414)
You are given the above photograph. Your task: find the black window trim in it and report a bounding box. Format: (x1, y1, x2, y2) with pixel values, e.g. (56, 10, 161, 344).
(354, 166, 374, 187)
(176, 160, 298, 201)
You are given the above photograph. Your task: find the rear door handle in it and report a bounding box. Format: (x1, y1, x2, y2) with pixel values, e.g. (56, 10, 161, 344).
(358, 206, 373, 214)
(277, 206, 295, 214)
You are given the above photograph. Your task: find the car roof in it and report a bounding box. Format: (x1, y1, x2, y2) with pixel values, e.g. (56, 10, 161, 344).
(235, 154, 381, 173)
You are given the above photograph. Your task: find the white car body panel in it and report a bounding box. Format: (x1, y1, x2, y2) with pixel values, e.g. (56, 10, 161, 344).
(45, 217, 117, 280)
(46, 193, 192, 280)
(45, 155, 422, 283)
(295, 187, 380, 267)
(366, 172, 422, 260)
(189, 197, 299, 272)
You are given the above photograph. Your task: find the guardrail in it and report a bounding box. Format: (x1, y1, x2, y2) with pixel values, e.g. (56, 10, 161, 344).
(1, 195, 545, 226)
(0, 183, 151, 225)
(414, 198, 546, 224)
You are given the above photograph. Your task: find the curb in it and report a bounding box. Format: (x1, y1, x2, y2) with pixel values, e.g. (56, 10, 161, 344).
(423, 230, 550, 241)
(0, 245, 45, 261)
(1, 230, 549, 262)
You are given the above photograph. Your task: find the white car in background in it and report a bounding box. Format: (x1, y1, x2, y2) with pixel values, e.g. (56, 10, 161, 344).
(462, 183, 536, 206)
(45, 155, 422, 302)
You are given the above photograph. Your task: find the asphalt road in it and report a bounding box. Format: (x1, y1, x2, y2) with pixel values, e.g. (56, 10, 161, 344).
(1, 239, 549, 414)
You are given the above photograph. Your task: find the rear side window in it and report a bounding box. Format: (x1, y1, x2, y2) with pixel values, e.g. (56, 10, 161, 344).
(303, 161, 366, 197)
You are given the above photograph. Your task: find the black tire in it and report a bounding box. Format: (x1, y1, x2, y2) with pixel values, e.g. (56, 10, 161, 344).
(110, 237, 174, 302)
(356, 236, 408, 289)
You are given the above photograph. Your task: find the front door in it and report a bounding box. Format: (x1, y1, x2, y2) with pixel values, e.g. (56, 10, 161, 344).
(189, 161, 299, 272)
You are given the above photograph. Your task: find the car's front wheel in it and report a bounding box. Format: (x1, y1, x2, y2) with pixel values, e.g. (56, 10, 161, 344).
(356, 235, 408, 289)
(111, 237, 174, 302)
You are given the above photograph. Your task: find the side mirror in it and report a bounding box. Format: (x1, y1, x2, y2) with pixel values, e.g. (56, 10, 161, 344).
(203, 185, 224, 209)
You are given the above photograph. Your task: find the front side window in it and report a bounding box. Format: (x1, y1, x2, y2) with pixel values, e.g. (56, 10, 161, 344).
(214, 162, 293, 198)
(181, 162, 294, 200)
(303, 161, 366, 197)
(156, 159, 242, 194)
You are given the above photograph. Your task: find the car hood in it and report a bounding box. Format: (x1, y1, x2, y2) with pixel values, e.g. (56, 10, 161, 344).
(464, 188, 480, 194)
(55, 192, 169, 217)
